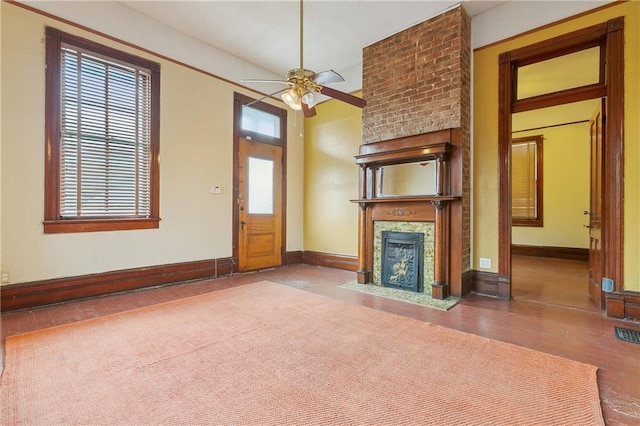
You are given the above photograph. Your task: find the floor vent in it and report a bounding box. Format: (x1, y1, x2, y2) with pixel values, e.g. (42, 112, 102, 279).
(614, 327, 640, 345)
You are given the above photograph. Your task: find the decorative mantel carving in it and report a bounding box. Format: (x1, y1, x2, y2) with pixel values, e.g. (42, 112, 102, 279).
(351, 128, 464, 299)
(387, 207, 417, 217)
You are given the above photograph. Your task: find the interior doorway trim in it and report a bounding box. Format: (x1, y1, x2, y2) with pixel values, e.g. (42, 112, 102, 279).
(497, 18, 624, 300)
(232, 92, 288, 272)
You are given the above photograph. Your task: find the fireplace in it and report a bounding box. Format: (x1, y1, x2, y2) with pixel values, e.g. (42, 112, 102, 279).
(373, 221, 435, 295)
(381, 231, 424, 292)
(356, 7, 471, 299)
(351, 129, 464, 299)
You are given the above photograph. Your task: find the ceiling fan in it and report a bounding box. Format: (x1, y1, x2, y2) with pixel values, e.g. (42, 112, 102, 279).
(241, 0, 366, 118)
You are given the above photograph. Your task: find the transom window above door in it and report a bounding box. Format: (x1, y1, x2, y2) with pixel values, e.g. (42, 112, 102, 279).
(241, 105, 281, 139)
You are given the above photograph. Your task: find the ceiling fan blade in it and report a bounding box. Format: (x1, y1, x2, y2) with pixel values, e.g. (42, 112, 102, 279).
(302, 102, 317, 118)
(241, 79, 289, 84)
(319, 86, 367, 108)
(242, 88, 288, 109)
(311, 70, 345, 85)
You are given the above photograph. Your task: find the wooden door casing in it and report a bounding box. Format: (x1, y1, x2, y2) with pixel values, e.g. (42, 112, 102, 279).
(238, 138, 283, 271)
(588, 100, 605, 309)
(497, 18, 625, 305)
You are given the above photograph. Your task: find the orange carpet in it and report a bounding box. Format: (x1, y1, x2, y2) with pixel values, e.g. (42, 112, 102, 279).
(1, 281, 604, 425)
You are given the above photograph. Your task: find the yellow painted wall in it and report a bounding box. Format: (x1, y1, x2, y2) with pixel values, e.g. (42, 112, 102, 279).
(0, 3, 304, 284)
(512, 123, 590, 248)
(473, 1, 640, 290)
(303, 97, 362, 255)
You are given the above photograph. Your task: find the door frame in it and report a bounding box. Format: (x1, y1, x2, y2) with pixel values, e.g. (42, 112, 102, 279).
(588, 99, 606, 309)
(233, 92, 288, 272)
(497, 18, 624, 300)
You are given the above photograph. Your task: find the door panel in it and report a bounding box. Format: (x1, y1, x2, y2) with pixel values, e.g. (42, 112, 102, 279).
(238, 138, 283, 271)
(588, 99, 605, 309)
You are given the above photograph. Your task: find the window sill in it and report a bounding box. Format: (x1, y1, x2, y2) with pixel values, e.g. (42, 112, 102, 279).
(513, 219, 543, 228)
(44, 218, 160, 234)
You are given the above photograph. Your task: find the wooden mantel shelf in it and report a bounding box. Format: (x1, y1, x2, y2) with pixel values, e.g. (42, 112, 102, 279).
(355, 142, 451, 166)
(350, 195, 461, 204)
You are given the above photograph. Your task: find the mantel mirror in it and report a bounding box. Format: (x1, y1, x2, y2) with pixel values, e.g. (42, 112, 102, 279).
(375, 160, 438, 197)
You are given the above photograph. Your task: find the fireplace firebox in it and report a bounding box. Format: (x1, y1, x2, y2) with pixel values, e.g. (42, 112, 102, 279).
(381, 231, 424, 292)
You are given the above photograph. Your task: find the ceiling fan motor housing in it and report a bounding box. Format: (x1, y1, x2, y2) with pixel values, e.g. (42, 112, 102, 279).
(287, 68, 322, 94)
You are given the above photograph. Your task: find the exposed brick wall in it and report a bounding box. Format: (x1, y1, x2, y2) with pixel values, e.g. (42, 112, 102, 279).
(459, 7, 471, 272)
(362, 7, 467, 143)
(362, 6, 471, 272)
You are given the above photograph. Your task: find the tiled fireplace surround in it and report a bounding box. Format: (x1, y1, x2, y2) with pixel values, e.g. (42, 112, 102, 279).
(355, 6, 471, 299)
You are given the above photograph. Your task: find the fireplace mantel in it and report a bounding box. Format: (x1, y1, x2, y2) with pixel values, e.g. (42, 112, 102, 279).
(350, 196, 460, 204)
(351, 128, 466, 299)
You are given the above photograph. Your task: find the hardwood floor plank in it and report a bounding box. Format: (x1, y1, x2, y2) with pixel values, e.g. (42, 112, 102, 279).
(2, 260, 639, 424)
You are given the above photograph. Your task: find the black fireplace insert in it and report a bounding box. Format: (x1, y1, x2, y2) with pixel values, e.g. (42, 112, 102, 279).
(381, 231, 424, 292)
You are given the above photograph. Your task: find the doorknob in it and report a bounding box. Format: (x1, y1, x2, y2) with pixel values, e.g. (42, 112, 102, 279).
(240, 220, 246, 227)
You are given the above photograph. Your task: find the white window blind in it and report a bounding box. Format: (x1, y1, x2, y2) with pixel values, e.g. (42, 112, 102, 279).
(59, 44, 152, 219)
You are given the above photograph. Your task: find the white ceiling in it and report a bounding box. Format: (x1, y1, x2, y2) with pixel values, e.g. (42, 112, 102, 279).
(22, 0, 613, 98)
(119, 0, 507, 93)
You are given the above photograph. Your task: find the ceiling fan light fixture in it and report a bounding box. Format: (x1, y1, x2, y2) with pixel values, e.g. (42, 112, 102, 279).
(282, 88, 302, 110)
(301, 90, 315, 107)
(243, 0, 365, 115)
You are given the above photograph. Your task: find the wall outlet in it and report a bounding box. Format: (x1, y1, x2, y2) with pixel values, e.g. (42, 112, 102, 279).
(1, 271, 10, 284)
(479, 258, 491, 269)
(602, 277, 614, 292)
(210, 185, 222, 194)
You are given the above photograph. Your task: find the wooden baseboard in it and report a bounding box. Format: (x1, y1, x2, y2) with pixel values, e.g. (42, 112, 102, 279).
(461, 270, 474, 296)
(512, 245, 589, 261)
(302, 251, 358, 271)
(0, 251, 354, 312)
(12, 253, 628, 314)
(472, 270, 498, 296)
(1, 258, 234, 312)
(472, 270, 510, 299)
(605, 291, 640, 321)
(471, 268, 640, 317)
(283, 250, 304, 266)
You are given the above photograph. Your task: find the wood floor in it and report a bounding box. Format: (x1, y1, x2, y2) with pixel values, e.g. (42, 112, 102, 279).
(2, 255, 639, 425)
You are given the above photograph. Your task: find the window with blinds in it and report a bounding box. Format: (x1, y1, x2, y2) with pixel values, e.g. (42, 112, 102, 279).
(60, 45, 151, 218)
(44, 27, 160, 233)
(511, 135, 543, 227)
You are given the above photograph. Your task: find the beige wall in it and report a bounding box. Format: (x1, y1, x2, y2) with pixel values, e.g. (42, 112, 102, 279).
(473, 1, 639, 291)
(0, 3, 303, 284)
(511, 123, 590, 249)
(1, 0, 4, 369)
(303, 97, 362, 256)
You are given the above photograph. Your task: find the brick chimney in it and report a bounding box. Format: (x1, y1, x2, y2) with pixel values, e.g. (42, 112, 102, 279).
(361, 6, 471, 272)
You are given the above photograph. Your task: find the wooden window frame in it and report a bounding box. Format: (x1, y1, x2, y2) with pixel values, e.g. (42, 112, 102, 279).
(511, 135, 543, 227)
(44, 27, 161, 233)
